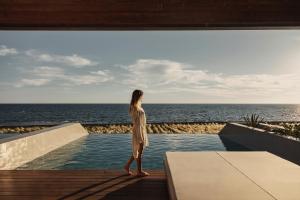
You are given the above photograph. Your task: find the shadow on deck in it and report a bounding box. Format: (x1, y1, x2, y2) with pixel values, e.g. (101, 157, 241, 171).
(0, 170, 169, 200)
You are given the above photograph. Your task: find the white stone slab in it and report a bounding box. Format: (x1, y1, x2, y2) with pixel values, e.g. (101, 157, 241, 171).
(164, 152, 275, 200)
(218, 151, 300, 200)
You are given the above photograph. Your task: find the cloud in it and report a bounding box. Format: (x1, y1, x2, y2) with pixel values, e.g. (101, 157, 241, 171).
(15, 66, 114, 87)
(0, 45, 18, 56)
(15, 79, 51, 87)
(221, 74, 297, 91)
(63, 74, 113, 85)
(121, 59, 222, 88)
(7, 55, 300, 102)
(25, 49, 97, 67)
(119, 59, 300, 100)
(90, 70, 110, 76)
(31, 66, 65, 78)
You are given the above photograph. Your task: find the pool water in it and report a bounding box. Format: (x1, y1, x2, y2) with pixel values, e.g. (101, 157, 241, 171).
(0, 133, 19, 139)
(18, 134, 248, 170)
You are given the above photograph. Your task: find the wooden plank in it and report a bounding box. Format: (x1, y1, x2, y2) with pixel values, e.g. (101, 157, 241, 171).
(1, 0, 300, 30)
(0, 170, 168, 200)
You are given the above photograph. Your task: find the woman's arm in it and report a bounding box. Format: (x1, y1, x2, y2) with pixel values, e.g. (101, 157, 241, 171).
(136, 110, 146, 144)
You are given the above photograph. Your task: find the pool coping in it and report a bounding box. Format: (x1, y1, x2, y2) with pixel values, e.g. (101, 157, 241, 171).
(0, 123, 77, 144)
(0, 123, 88, 170)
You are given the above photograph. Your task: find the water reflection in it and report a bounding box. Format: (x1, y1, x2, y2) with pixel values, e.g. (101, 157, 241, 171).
(18, 134, 248, 170)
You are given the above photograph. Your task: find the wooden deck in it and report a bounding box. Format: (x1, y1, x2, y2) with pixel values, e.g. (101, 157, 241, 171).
(0, 170, 169, 200)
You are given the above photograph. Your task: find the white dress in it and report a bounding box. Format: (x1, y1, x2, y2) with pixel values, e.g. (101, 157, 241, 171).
(130, 107, 149, 159)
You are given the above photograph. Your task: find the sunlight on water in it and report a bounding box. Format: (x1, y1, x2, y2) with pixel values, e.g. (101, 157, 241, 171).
(1, 104, 300, 125)
(18, 134, 248, 170)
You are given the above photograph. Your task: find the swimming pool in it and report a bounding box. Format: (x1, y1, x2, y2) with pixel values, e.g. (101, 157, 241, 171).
(18, 134, 248, 170)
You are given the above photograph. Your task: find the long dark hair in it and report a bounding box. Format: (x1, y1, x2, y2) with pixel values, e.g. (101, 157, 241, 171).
(129, 89, 143, 114)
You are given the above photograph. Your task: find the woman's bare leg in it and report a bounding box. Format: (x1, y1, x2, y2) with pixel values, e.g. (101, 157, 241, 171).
(124, 155, 134, 175)
(136, 143, 150, 176)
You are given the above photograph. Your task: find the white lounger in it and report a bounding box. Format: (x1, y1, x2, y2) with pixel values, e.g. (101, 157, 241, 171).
(164, 151, 300, 200)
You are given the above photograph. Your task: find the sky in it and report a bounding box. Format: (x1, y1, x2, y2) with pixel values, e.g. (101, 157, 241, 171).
(0, 30, 300, 104)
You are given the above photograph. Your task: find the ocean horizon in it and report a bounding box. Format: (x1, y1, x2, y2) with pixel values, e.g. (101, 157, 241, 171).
(1, 103, 300, 126)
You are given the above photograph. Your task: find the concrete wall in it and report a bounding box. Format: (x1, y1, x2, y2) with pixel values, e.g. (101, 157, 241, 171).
(219, 123, 300, 165)
(0, 123, 88, 170)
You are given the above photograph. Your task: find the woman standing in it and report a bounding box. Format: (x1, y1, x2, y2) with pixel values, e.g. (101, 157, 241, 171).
(124, 89, 149, 176)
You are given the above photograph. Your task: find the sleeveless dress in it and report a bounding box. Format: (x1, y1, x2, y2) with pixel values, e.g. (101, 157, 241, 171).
(130, 107, 149, 159)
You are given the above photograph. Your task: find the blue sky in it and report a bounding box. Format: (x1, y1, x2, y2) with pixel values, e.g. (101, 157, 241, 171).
(0, 30, 300, 103)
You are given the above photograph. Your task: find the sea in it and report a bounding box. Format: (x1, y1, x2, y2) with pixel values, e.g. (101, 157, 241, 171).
(0, 104, 299, 126)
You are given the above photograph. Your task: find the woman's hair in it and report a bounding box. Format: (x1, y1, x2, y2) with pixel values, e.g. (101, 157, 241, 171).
(129, 89, 143, 114)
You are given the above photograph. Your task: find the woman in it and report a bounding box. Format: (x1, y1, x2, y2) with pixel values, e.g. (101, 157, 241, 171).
(124, 89, 149, 176)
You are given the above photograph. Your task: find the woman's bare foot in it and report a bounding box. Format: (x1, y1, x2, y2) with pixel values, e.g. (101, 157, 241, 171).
(136, 171, 150, 177)
(124, 165, 133, 175)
